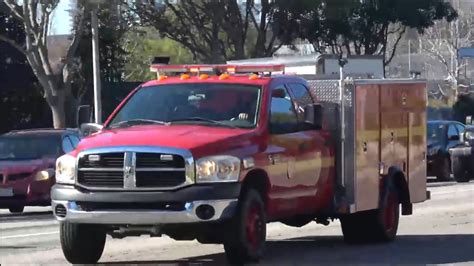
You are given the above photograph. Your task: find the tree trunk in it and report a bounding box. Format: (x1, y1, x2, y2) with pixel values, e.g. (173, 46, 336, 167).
(47, 93, 67, 129)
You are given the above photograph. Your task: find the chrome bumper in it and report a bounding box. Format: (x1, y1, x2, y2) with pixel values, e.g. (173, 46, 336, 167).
(450, 147, 472, 157)
(52, 199, 238, 225)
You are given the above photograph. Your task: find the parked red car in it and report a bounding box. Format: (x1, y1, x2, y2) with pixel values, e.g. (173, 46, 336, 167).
(0, 129, 80, 213)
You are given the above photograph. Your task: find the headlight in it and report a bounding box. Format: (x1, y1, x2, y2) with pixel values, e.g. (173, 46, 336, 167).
(465, 131, 474, 141)
(35, 168, 55, 181)
(196, 156, 241, 183)
(56, 155, 76, 185)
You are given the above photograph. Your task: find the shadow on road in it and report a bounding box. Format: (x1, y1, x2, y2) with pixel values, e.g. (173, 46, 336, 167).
(103, 234, 474, 265)
(0, 211, 53, 222)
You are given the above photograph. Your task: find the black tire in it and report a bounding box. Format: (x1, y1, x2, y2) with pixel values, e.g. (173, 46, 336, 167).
(341, 180, 400, 243)
(436, 157, 452, 182)
(224, 189, 266, 264)
(453, 157, 470, 183)
(9, 206, 24, 213)
(60, 222, 106, 264)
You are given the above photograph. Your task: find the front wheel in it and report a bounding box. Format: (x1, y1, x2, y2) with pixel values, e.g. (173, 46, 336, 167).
(60, 222, 106, 264)
(224, 189, 266, 264)
(341, 182, 400, 243)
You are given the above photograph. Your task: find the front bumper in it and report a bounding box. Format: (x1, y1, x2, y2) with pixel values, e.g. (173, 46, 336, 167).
(0, 180, 52, 207)
(449, 146, 473, 157)
(52, 199, 237, 224)
(51, 183, 241, 225)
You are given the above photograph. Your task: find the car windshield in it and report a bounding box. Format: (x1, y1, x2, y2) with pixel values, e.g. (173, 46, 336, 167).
(427, 123, 444, 141)
(0, 135, 62, 160)
(108, 83, 261, 129)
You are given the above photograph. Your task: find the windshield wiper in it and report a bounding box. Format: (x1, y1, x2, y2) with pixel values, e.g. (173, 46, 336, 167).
(169, 117, 238, 129)
(108, 119, 168, 129)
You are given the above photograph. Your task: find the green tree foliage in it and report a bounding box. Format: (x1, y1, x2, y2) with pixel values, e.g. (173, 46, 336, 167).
(453, 94, 474, 124)
(132, 0, 294, 63)
(274, 0, 458, 65)
(123, 28, 194, 81)
(75, 1, 136, 85)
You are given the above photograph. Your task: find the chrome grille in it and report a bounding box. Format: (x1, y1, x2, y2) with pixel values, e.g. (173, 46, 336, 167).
(79, 153, 124, 168)
(136, 171, 186, 188)
(76, 147, 193, 191)
(136, 153, 185, 168)
(8, 173, 31, 181)
(77, 171, 124, 188)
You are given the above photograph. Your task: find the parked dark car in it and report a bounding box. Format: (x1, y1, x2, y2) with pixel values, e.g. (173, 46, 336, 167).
(427, 121, 465, 181)
(451, 126, 474, 183)
(0, 129, 80, 213)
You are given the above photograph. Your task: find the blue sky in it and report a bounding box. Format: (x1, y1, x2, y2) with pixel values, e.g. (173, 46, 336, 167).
(50, 0, 72, 35)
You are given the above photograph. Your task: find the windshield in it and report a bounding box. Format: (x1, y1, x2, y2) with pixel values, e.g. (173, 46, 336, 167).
(0, 135, 62, 160)
(427, 123, 444, 142)
(108, 84, 261, 129)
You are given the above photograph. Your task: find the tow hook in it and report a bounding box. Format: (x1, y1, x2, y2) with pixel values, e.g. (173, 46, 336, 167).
(109, 225, 162, 239)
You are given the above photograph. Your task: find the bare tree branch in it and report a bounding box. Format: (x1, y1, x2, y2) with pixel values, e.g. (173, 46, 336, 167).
(385, 26, 406, 66)
(63, 5, 86, 85)
(4, 0, 24, 21)
(0, 34, 27, 55)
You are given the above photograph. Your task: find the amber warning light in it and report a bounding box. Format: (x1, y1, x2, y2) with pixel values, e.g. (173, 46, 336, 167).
(150, 64, 285, 79)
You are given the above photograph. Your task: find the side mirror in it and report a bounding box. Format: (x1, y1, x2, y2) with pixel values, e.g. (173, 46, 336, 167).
(272, 88, 287, 98)
(303, 104, 323, 130)
(80, 123, 103, 137)
(77, 105, 92, 127)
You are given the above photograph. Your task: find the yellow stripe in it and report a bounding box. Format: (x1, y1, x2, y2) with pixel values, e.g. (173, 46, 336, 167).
(357, 126, 426, 142)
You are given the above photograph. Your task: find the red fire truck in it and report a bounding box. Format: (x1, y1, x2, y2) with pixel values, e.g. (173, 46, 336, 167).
(52, 64, 428, 264)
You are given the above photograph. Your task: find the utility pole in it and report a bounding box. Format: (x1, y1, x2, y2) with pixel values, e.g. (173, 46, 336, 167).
(408, 40, 411, 76)
(91, 4, 102, 124)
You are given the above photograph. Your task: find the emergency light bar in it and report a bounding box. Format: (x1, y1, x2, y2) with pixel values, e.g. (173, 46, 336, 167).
(150, 64, 285, 75)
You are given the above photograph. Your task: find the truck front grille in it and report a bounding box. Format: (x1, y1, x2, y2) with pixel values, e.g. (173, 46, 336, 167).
(136, 153, 185, 168)
(135, 171, 186, 188)
(78, 171, 124, 188)
(76, 149, 189, 190)
(7, 173, 31, 181)
(79, 153, 124, 168)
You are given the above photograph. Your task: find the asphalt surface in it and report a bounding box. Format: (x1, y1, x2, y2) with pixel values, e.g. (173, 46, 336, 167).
(0, 181, 473, 265)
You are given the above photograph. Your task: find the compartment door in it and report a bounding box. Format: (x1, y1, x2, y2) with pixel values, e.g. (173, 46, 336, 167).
(407, 84, 428, 203)
(355, 84, 380, 212)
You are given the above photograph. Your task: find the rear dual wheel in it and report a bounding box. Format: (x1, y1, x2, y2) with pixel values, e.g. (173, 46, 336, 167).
(341, 183, 400, 243)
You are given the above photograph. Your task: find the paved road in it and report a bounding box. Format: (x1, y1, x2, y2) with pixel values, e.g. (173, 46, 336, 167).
(1, 181, 473, 265)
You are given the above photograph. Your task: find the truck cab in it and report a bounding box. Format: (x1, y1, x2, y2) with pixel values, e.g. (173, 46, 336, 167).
(52, 64, 427, 264)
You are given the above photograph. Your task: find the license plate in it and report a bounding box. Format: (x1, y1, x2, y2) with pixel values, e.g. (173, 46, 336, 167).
(0, 187, 14, 197)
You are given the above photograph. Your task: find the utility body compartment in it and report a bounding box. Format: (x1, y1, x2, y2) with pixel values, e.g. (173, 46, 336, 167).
(307, 79, 428, 213)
